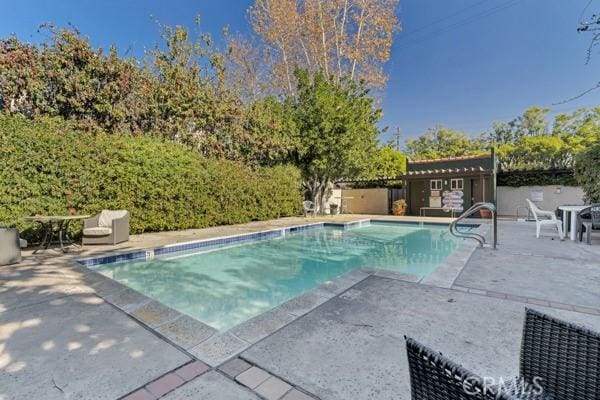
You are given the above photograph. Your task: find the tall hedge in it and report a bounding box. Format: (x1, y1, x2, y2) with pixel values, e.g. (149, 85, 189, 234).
(496, 169, 577, 187)
(0, 116, 302, 240)
(573, 142, 600, 203)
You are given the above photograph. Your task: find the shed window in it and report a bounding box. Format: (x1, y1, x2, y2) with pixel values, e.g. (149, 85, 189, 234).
(430, 179, 442, 190)
(451, 178, 464, 190)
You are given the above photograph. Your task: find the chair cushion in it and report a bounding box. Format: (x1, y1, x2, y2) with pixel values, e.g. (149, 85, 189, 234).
(98, 210, 128, 228)
(83, 227, 112, 236)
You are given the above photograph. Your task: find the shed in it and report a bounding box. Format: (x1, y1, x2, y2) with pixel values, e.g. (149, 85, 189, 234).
(404, 152, 496, 217)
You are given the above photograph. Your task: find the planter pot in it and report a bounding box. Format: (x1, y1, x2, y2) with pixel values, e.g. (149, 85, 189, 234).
(392, 200, 407, 216)
(393, 206, 406, 216)
(330, 206, 339, 215)
(68, 207, 77, 215)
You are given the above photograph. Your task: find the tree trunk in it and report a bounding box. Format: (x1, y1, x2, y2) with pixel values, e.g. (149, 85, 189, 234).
(317, 0, 330, 77)
(303, 175, 331, 215)
(299, 37, 312, 69)
(277, 39, 294, 94)
(350, 4, 366, 81)
(335, 0, 349, 82)
(317, 177, 332, 214)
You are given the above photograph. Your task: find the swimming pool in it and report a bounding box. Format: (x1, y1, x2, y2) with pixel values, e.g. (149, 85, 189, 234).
(92, 221, 469, 331)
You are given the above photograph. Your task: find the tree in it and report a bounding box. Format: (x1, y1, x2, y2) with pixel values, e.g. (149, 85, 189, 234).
(149, 19, 246, 159)
(573, 142, 600, 202)
(407, 106, 598, 169)
(482, 107, 549, 146)
(405, 125, 484, 160)
(290, 69, 380, 211)
(239, 96, 298, 165)
(0, 26, 156, 133)
(484, 107, 600, 170)
(550, 107, 600, 167)
(495, 136, 566, 170)
(367, 145, 406, 178)
(226, 34, 271, 101)
(229, 0, 400, 96)
(0, 36, 39, 116)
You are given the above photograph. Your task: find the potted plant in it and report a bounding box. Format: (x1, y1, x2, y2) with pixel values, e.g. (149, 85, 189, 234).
(393, 199, 407, 216)
(330, 203, 339, 215)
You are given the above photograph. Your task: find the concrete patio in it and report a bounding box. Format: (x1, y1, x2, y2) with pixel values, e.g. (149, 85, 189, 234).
(1, 216, 599, 400)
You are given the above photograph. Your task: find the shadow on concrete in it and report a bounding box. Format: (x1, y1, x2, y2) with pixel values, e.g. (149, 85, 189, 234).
(0, 253, 189, 400)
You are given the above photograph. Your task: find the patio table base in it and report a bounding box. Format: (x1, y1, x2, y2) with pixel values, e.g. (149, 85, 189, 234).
(23, 215, 91, 253)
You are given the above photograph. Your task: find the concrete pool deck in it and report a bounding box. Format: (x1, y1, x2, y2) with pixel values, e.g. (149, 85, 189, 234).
(1, 216, 599, 399)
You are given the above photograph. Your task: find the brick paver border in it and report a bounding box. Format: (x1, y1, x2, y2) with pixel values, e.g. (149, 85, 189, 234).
(219, 357, 319, 400)
(119, 356, 320, 400)
(120, 361, 210, 400)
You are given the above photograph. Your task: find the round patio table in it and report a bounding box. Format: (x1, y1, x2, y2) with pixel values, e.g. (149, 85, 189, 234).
(23, 215, 91, 253)
(558, 205, 588, 241)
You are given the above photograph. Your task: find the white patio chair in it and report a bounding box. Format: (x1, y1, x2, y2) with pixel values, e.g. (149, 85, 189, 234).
(526, 199, 564, 240)
(303, 200, 316, 217)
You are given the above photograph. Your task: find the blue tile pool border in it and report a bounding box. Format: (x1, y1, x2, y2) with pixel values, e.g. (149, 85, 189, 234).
(370, 219, 480, 229)
(77, 219, 480, 268)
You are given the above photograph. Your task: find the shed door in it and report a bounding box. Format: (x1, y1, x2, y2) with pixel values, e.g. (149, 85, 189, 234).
(409, 181, 426, 215)
(471, 178, 483, 204)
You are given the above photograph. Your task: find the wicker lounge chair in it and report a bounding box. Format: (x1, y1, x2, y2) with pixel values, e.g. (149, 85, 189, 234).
(82, 210, 129, 245)
(0, 227, 22, 265)
(406, 308, 600, 400)
(577, 204, 600, 245)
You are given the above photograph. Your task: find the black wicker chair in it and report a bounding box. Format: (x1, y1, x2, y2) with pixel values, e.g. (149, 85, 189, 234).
(576, 204, 600, 245)
(405, 337, 516, 400)
(515, 308, 600, 400)
(406, 308, 600, 400)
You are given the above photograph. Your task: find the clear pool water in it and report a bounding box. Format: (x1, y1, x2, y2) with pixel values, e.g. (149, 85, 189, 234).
(96, 222, 465, 331)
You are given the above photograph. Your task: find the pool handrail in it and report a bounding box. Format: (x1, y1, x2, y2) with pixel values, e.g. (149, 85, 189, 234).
(449, 202, 497, 249)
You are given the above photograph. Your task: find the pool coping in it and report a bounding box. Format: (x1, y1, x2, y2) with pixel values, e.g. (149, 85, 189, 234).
(77, 219, 479, 267)
(76, 218, 486, 367)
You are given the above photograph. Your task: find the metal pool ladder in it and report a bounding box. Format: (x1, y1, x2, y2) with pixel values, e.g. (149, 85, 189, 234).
(449, 202, 497, 249)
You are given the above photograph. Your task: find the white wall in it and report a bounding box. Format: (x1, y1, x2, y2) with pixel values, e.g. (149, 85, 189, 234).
(340, 188, 389, 214)
(497, 185, 584, 217)
(325, 188, 342, 214)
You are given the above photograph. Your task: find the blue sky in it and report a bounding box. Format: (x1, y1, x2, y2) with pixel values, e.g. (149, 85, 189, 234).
(2, 0, 599, 145)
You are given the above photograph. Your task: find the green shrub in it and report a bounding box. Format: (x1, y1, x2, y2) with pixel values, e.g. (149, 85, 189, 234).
(573, 143, 600, 203)
(0, 115, 302, 240)
(496, 169, 577, 187)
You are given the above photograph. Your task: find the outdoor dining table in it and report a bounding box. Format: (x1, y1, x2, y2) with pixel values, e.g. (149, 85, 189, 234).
(23, 215, 91, 253)
(558, 205, 588, 241)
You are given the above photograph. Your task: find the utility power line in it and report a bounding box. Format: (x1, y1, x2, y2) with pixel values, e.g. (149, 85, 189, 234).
(383, 102, 600, 141)
(400, 0, 494, 39)
(579, 0, 594, 24)
(396, 0, 523, 49)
